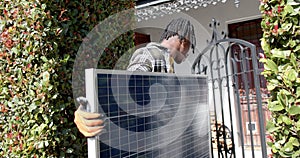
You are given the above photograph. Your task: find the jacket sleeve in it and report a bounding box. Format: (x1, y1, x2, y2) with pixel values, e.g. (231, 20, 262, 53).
(127, 48, 154, 72)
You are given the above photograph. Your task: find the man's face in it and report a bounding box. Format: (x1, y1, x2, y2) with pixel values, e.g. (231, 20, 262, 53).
(172, 37, 191, 64)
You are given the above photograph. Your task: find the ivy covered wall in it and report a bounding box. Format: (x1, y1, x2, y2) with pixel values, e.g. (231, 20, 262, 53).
(0, 0, 135, 157)
(260, 0, 300, 157)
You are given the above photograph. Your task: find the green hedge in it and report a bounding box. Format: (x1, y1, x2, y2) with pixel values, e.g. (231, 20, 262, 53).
(260, 0, 300, 157)
(0, 0, 134, 157)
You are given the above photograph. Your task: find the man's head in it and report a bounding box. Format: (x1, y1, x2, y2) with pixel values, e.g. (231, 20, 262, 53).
(160, 18, 196, 64)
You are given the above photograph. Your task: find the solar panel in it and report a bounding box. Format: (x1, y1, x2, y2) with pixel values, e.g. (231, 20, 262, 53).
(85, 68, 210, 158)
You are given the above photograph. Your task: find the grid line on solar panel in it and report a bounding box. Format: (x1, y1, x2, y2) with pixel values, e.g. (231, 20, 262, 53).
(87, 69, 209, 158)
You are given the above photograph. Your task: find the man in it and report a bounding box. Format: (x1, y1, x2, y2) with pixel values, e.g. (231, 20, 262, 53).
(74, 18, 196, 137)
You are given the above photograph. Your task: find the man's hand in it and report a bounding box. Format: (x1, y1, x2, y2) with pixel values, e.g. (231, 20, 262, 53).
(74, 97, 105, 137)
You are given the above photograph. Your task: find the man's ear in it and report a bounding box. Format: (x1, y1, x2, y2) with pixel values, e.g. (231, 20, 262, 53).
(182, 39, 191, 48)
(180, 41, 185, 49)
(180, 39, 187, 48)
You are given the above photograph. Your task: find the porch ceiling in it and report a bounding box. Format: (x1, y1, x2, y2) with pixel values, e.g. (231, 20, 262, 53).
(135, 0, 240, 22)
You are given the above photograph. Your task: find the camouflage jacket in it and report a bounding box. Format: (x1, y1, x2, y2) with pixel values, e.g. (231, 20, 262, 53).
(127, 42, 174, 73)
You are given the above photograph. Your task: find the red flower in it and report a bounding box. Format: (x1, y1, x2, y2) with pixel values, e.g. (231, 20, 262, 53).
(17, 132, 22, 140)
(267, 10, 273, 17)
(266, 135, 274, 142)
(277, 6, 282, 13)
(0, 29, 9, 40)
(7, 132, 13, 139)
(3, 9, 8, 16)
(19, 142, 23, 150)
(272, 24, 278, 34)
(5, 39, 13, 48)
(27, 63, 32, 69)
(268, 153, 273, 158)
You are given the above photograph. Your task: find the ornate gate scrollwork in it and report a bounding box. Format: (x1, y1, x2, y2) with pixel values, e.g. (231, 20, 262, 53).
(217, 125, 233, 157)
(192, 19, 268, 158)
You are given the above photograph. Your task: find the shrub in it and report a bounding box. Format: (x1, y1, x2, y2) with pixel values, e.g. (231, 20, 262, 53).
(0, 0, 134, 157)
(260, 0, 300, 157)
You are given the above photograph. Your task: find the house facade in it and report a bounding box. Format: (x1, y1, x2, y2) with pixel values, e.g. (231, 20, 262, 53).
(135, 1, 269, 158)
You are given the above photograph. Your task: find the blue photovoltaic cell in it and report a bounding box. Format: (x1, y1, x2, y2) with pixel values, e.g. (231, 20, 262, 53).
(88, 70, 209, 158)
